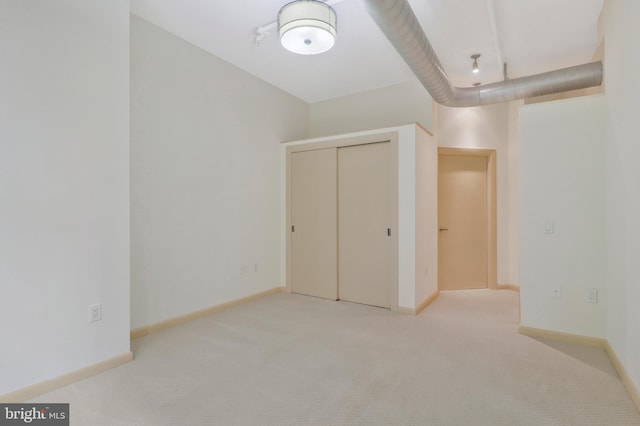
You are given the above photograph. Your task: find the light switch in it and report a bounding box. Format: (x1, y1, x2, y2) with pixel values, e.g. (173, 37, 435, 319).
(544, 221, 554, 234)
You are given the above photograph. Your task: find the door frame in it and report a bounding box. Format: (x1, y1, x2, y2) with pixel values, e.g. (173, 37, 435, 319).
(285, 133, 400, 311)
(438, 147, 497, 290)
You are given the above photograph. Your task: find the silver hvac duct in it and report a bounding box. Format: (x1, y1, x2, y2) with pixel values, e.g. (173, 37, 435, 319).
(361, 0, 603, 107)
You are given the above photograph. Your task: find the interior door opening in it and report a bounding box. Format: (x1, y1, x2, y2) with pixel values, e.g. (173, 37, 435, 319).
(438, 148, 497, 291)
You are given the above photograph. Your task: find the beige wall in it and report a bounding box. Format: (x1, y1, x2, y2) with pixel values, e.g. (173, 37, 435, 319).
(602, 0, 640, 393)
(519, 96, 606, 338)
(309, 80, 433, 138)
(130, 16, 309, 329)
(507, 101, 524, 287)
(0, 1, 130, 395)
(434, 102, 514, 286)
(415, 127, 439, 305)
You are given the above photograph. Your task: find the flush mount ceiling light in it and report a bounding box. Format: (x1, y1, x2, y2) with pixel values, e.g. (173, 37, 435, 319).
(471, 54, 481, 74)
(278, 0, 337, 55)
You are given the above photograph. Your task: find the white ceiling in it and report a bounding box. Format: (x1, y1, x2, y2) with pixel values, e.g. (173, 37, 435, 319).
(130, 0, 604, 103)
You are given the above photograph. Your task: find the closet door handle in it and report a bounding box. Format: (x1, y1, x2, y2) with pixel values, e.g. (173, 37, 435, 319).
(439, 227, 449, 231)
(387, 228, 391, 236)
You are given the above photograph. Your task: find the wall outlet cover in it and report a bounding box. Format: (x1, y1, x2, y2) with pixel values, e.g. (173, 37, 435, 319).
(586, 288, 598, 303)
(89, 303, 102, 322)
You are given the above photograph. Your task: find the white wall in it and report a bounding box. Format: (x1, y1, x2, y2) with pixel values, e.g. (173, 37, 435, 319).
(396, 126, 418, 309)
(130, 16, 309, 329)
(507, 100, 524, 286)
(309, 80, 433, 138)
(415, 128, 439, 305)
(602, 0, 640, 393)
(519, 96, 606, 338)
(435, 103, 512, 285)
(0, 1, 130, 395)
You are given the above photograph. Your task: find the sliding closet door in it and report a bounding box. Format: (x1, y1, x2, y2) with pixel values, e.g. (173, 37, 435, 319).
(290, 148, 338, 300)
(338, 142, 391, 308)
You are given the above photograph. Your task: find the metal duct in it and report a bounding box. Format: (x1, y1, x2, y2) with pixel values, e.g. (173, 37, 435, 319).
(361, 0, 603, 107)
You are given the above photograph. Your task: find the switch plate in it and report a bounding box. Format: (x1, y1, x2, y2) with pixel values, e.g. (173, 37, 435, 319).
(544, 221, 555, 234)
(89, 304, 102, 322)
(586, 288, 598, 303)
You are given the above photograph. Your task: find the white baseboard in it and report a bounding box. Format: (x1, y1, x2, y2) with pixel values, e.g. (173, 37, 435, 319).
(604, 340, 640, 412)
(0, 351, 133, 403)
(498, 283, 520, 291)
(518, 325, 605, 347)
(130, 286, 286, 340)
(518, 325, 639, 413)
(397, 291, 439, 315)
(1, 287, 288, 402)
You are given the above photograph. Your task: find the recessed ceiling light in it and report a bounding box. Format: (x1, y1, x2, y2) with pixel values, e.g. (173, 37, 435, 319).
(471, 54, 481, 74)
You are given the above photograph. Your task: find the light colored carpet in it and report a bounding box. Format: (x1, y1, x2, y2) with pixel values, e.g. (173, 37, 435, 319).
(32, 290, 640, 425)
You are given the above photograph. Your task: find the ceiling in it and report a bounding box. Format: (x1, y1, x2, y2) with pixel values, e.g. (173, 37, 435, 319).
(130, 0, 604, 103)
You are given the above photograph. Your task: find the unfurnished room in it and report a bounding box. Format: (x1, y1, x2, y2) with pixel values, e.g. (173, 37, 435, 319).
(1, 0, 639, 425)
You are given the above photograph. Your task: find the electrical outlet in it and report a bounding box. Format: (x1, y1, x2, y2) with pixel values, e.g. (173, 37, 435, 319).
(586, 288, 598, 303)
(89, 304, 102, 322)
(551, 288, 562, 298)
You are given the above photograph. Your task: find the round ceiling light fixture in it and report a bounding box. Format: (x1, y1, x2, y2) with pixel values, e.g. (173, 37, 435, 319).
(278, 0, 337, 55)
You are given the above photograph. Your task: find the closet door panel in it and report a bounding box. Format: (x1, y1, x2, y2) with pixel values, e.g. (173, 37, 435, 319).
(338, 142, 391, 308)
(290, 149, 338, 300)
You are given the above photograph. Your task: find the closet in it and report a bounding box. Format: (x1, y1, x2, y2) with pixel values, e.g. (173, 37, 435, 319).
(288, 141, 392, 308)
(289, 148, 338, 300)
